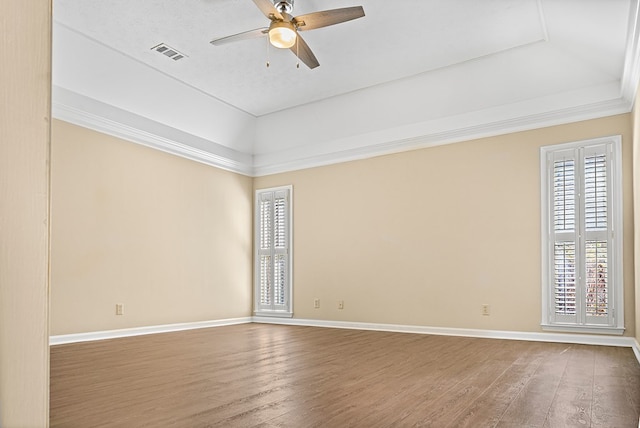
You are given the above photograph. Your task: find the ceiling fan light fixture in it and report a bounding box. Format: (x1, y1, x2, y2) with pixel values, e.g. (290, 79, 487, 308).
(269, 21, 296, 49)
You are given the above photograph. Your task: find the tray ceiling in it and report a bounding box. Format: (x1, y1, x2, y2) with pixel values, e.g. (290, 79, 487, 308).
(52, 0, 639, 175)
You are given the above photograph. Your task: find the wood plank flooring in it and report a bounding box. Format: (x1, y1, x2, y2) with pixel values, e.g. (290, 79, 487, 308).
(50, 324, 640, 427)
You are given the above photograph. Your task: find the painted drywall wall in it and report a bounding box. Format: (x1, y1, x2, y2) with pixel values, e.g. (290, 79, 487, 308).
(50, 120, 253, 335)
(255, 114, 635, 335)
(0, 0, 51, 425)
(634, 88, 640, 345)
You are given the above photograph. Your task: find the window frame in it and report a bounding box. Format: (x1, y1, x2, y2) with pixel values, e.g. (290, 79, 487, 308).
(540, 136, 624, 335)
(254, 185, 293, 318)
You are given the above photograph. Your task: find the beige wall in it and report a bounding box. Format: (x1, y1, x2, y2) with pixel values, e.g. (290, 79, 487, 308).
(0, 0, 51, 425)
(50, 120, 253, 335)
(255, 114, 635, 335)
(634, 88, 640, 345)
(52, 112, 635, 337)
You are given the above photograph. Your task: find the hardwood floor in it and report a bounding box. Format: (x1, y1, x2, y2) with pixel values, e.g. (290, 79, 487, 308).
(50, 324, 640, 427)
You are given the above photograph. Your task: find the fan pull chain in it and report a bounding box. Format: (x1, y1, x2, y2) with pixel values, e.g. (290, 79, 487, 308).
(266, 37, 270, 68)
(296, 36, 300, 69)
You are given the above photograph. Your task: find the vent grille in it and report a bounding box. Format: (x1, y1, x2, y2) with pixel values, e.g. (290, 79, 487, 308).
(150, 43, 186, 61)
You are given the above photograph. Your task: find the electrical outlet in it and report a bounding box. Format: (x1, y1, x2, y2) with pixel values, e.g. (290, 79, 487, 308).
(338, 300, 344, 310)
(116, 303, 124, 315)
(314, 298, 320, 309)
(481, 304, 490, 316)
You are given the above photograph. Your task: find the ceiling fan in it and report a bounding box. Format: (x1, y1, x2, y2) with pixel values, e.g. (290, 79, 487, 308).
(210, 0, 365, 69)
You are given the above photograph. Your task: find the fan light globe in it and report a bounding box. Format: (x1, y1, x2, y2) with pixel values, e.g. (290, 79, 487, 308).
(269, 21, 296, 49)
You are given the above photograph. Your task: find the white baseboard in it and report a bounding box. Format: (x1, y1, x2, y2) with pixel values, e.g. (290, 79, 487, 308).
(49, 317, 252, 345)
(49, 315, 640, 367)
(252, 316, 639, 350)
(632, 338, 640, 363)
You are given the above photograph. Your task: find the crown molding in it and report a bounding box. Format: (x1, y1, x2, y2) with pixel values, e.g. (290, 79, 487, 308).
(53, 88, 632, 178)
(52, 87, 254, 176)
(621, 0, 640, 106)
(253, 95, 631, 176)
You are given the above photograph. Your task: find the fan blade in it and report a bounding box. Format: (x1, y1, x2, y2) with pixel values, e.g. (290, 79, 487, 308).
(293, 6, 364, 31)
(210, 28, 268, 46)
(290, 33, 319, 69)
(252, 0, 283, 21)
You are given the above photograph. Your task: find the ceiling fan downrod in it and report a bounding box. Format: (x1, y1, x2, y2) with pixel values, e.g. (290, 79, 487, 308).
(273, 0, 293, 15)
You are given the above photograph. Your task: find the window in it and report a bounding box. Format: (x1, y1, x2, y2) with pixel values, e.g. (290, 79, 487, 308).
(254, 186, 292, 317)
(540, 136, 623, 334)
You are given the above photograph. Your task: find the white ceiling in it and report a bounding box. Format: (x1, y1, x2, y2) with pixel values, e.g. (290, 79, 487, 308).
(52, 0, 640, 175)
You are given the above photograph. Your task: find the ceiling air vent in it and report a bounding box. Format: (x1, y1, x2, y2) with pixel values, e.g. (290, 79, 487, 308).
(150, 43, 187, 61)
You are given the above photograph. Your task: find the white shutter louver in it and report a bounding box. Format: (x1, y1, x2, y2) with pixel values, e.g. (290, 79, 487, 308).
(274, 193, 287, 249)
(260, 255, 271, 305)
(554, 242, 576, 315)
(274, 254, 286, 306)
(584, 154, 607, 231)
(553, 159, 575, 232)
(260, 197, 272, 250)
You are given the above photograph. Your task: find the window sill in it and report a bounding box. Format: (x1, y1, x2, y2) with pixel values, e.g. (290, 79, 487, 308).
(541, 323, 625, 336)
(254, 311, 293, 318)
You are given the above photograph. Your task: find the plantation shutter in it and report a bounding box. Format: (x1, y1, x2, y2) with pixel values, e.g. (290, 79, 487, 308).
(255, 187, 291, 315)
(552, 150, 578, 324)
(547, 143, 614, 327)
(272, 190, 288, 307)
(582, 146, 610, 325)
(258, 193, 272, 306)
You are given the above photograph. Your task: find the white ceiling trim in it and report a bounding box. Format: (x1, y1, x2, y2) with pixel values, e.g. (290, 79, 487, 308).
(53, 87, 254, 176)
(621, 0, 640, 105)
(53, 85, 631, 178)
(253, 95, 631, 176)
